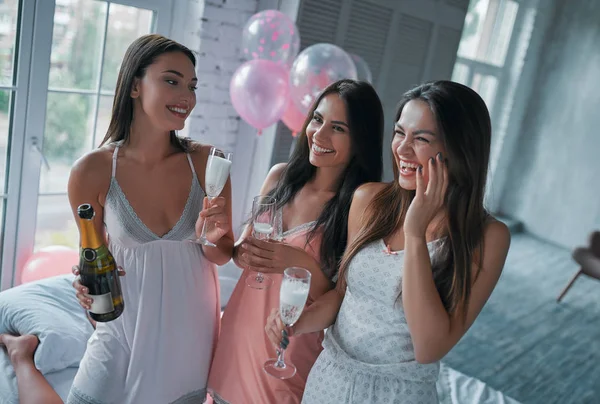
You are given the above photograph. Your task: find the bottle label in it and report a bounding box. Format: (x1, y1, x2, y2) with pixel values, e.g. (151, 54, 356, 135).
(88, 292, 115, 315)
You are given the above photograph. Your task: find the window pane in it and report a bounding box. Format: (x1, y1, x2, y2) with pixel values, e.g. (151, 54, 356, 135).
(100, 4, 154, 92)
(0, 89, 10, 193)
(0, 197, 4, 270)
(457, 0, 518, 67)
(451, 63, 470, 86)
(472, 73, 498, 114)
(48, 0, 108, 90)
(94, 94, 113, 146)
(39, 92, 95, 194)
(35, 194, 78, 251)
(487, 1, 518, 66)
(0, 0, 18, 86)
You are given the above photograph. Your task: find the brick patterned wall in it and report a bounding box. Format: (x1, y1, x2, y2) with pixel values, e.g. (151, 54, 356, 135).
(177, 0, 259, 152)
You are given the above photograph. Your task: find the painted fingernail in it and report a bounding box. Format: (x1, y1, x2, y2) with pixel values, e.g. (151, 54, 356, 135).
(430, 157, 434, 163)
(437, 152, 443, 160)
(418, 166, 423, 174)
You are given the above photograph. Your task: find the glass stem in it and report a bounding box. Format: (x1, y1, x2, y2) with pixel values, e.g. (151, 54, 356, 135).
(256, 272, 264, 283)
(275, 346, 287, 369)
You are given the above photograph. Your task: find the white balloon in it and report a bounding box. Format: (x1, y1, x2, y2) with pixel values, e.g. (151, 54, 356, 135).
(289, 43, 357, 114)
(350, 53, 373, 83)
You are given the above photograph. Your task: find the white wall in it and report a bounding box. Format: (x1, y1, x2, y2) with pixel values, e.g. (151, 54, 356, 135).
(170, 0, 259, 154)
(497, 0, 600, 249)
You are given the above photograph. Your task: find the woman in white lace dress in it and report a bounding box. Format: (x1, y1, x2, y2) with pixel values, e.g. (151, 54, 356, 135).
(267, 81, 511, 403)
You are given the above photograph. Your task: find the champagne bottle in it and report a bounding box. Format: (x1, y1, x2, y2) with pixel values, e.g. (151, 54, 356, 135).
(77, 203, 124, 322)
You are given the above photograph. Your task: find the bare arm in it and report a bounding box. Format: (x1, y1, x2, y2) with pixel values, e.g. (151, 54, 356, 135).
(268, 183, 382, 340)
(288, 288, 344, 335)
(67, 149, 111, 243)
(295, 250, 332, 301)
(69, 149, 117, 309)
(402, 220, 510, 363)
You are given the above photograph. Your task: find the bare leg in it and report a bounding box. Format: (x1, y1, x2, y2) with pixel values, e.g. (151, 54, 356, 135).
(0, 334, 63, 404)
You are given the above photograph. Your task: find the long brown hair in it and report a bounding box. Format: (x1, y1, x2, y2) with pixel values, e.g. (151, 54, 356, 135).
(267, 79, 385, 280)
(101, 34, 195, 151)
(337, 81, 491, 317)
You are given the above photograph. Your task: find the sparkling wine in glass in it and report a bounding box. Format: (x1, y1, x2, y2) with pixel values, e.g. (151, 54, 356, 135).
(263, 267, 311, 379)
(196, 147, 233, 246)
(246, 195, 276, 289)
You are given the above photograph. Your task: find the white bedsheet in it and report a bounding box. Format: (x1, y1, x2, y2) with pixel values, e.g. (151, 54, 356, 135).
(1, 358, 520, 404)
(437, 362, 521, 404)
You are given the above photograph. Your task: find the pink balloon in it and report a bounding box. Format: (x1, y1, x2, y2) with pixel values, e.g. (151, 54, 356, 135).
(281, 98, 307, 136)
(230, 59, 289, 131)
(242, 10, 300, 68)
(20, 245, 79, 284)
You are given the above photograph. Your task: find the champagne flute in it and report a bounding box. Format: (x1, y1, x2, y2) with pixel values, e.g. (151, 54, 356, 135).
(246, 195, 276, 289)
(196, 147, 233, 247)
(263, 267, 311, 379)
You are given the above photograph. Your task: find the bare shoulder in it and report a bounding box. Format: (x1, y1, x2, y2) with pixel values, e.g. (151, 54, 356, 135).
(264, 163, 287, 188)
(347, 182, 386, 232)
(70, 145, 113, 181)
(480, 217, 511, 274)
(68, 145, 114, 207)
(352, 182, 386, 211)
(188, 142, 211, 165)
(254, 163, 287, 195)
(483, 217, 511, 249)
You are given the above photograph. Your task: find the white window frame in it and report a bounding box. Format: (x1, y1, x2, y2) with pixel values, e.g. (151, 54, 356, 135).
(1, 0, 174, 290)
(1, 0, 37, 291)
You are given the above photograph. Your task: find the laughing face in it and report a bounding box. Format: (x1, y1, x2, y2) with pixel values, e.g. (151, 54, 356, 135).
(306, 93, 353, 169)
(130, 51, 197, 132)
(392, 99, 446, 190)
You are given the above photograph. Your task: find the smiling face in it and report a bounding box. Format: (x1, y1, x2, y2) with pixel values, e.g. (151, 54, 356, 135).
(391, 99, 447, 190)
(130, 51, 197, 131)
(305, 93, 353, 169)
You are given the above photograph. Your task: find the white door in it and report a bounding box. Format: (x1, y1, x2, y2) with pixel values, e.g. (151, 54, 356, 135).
(1, 0, 173, 289)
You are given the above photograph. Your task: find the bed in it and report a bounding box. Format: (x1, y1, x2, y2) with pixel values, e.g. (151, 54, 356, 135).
(0, 275, 520, 404)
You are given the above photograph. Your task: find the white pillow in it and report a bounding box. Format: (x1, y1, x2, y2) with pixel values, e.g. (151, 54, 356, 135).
(0, 274, 94, 374)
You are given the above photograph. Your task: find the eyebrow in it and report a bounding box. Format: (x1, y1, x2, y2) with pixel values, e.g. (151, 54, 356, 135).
(314, 111, 349, 128)
(162, 70, 198, 81)
(395, 123, 436, 136)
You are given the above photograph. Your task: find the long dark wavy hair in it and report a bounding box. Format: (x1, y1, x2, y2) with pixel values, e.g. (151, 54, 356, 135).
(267, 79, 385, 280)
(100, 34, 195, 151)
(337, 81, 492, 317)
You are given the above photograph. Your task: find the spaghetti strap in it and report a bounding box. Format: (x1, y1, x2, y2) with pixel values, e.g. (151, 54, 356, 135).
(111, 145, 120, 178)
(185, 153, 195, 176)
